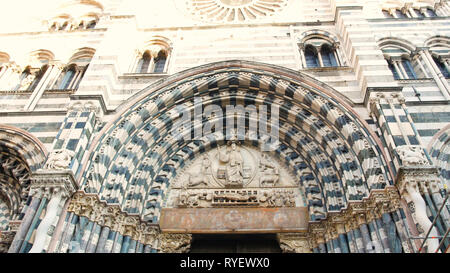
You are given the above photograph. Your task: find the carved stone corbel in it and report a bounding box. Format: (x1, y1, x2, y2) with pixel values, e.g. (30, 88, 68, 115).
(157, 233, 192, 253)
(277, 233, 312, 253)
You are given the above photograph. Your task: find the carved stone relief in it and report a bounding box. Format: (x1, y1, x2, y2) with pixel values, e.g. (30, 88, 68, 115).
(166, 141, 307, 209)
(395, 145, 429, 166)
(44, 149, 75, 170)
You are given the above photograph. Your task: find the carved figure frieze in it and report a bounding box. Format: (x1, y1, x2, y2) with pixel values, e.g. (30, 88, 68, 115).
(168, 143, 306, 209)
(175, 188, 297, 208)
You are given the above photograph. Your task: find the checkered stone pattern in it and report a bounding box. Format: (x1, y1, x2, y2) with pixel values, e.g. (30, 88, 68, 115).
(80, 63, 392, 223)
(0, 197, 10, 230)
(429, 127, 450, 186)
(50, 108, 97, 177)
(369, 93, 426, 174)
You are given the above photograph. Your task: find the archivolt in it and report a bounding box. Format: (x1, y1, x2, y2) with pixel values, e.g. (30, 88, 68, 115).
(0, 125, 47, 220)
(79, 60, 394, 223)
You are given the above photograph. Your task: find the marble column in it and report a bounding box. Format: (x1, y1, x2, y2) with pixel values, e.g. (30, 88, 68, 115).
(405, 182, 440, 252)
(24, 62, 63, 111)
(29, 188, 67, 253)
(24, 170, 77, 253)
(7, 196, 42, 253)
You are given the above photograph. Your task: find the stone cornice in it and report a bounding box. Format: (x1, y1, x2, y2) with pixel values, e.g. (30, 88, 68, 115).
(30, 170, 78, 199)
(395, 166, 440, 194)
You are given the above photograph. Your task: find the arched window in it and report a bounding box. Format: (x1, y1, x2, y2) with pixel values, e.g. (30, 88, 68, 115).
(433, 57, 449, 78)
(381, 43, 419, 80)
(134, 49, 169, 74)
(426, 8, 437, 17)
(304, 46, 319, 68)
(395, 9, 406, 18)
(136, 51, 151, 73)
(54, 67, 76, 90)
(132, 38, 172, 74)
(153, 51, 167, 73)
(28, 65, 49, 91)
(86, 20, 97, 29)
(388, 60, 400, 80)
(401, 58, 417, 79)
(413, 8, 424, 18)
(382, 10, 392, 18)
(59, 22, 68, 31)
(320, 45, 338, 67)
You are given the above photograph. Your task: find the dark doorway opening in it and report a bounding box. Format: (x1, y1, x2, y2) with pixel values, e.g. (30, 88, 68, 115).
(190, 233, 282, 253)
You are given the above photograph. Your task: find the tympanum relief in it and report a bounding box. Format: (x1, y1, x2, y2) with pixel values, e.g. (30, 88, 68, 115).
(166, 139, 307, 209)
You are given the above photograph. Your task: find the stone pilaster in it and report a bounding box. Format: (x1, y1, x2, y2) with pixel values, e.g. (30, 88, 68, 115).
(27, 170, 78, 253)
(396, 165, 442, 253)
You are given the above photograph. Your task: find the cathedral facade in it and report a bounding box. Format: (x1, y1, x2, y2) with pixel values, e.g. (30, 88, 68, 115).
(0, 0, 449, 253)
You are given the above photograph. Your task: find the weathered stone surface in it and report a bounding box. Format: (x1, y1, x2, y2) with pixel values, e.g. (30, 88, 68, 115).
(159, 207, 309, 233)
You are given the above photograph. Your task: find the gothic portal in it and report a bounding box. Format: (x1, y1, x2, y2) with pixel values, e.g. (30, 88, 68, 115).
(0, 0, 449, 253)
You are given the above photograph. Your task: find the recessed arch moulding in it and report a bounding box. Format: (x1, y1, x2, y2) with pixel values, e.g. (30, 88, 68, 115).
(79, 60, 395, 228)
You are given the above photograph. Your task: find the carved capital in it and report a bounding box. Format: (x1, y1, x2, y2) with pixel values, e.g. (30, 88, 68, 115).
(121, 216, 140, 240)
(157, 233, 192, 253)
